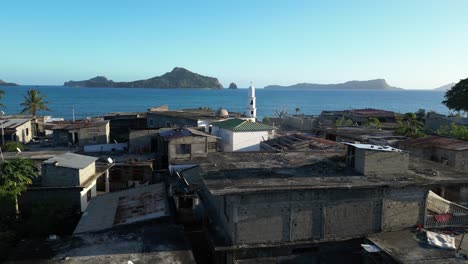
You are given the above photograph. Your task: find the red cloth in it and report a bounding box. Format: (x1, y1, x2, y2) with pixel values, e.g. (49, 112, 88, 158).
(434, 213, 453, 222)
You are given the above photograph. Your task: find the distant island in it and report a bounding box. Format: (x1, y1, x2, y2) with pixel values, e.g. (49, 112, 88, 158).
(434, 83, 455, 91)
(0, 79, 18, 86)
(64, 67, 224, 89)
(264, 79, 401, 90)
(228, 82, 238, 89)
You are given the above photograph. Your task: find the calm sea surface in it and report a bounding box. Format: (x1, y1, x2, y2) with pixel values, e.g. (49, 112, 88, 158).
(0, 86, 448, 120)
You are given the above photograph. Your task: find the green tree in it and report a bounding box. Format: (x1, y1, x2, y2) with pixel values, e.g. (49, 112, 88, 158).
(415, 108, 426, 121)
(295, 108, 300, 115)
(436, 123, 468, 140)
(443, 78, 468, 113)
(367, 117, 381, 129)
(395, 112, 425, 137)
(0, 158, 39, 213)
(19, 89, 50, 117)
(335, 116, 354, 127)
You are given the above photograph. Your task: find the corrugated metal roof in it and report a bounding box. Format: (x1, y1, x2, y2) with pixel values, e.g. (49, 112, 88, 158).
(0, 118, 31, 129)
(212, 118, 274, 132)
(344, 142, 403, 152)
(400, 136, 468, 151)
(44, 153, 98, 169)
(51, 120, 109, 130)
(158, 127, 218, 140)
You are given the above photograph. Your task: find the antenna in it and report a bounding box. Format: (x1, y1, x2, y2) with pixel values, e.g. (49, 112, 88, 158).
(72, 107, 75, 121)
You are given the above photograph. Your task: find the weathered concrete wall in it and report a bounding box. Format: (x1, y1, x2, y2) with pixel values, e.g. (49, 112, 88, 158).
(77, 123, 110, 147)
(212, 126, 233, 152)
(282, 115, 317, 130)
(19, 187, 83, 215)
(129, 129, 160, 153)
(78, 163, 96, 186)
(168, 136, 217, 161)
(201, 186, 427, 246)
(355, 149, 409, 176)
(15, 121, 33, 144)
(42, 165, 80, 187)
(399, 143, 468, 171)
(79, 180, 97, 212)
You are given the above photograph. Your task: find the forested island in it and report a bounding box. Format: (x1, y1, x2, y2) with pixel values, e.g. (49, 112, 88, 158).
(0, 79, 18, 86)
(64, 67, 224, 89)
(264, 79, 402, 90)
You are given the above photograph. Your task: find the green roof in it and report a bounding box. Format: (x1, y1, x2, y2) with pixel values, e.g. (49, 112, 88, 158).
(212, 118, 274, 132)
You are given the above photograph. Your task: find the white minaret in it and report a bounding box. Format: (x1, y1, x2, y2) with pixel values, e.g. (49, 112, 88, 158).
(247, 81, 257, 119)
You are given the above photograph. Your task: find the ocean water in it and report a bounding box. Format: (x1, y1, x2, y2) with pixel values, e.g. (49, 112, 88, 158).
(0, 86, 449, 120)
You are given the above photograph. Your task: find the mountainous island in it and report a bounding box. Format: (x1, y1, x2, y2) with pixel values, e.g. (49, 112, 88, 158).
(434, 82, 455, 91)
(0, 79, 18, 86)
(64, 67, 224, 89)
(228, 82, 238, 89)
(264, 79, 401, 90)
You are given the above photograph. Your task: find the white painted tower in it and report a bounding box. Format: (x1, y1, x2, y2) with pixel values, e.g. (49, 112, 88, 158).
(247, 82, 257, 119)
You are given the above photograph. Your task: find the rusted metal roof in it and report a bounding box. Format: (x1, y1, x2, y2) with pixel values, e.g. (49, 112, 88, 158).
(400, 136, 468, 151)
(51, 120, 109, 130)
(261, 133, 344, 151)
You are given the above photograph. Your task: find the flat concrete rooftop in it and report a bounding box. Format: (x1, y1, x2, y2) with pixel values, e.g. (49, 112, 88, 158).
(187, 152, 468, 196)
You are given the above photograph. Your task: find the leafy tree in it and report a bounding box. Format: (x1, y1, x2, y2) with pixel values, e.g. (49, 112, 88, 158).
(367, 117, 381, 129)
(1, 142, 24, 152)
(415, 108, 426, 121)
(436, 123, 468, 140)
(443, 78, 468, 113)
(295, 108, 300, 115)
(335, 116, 354, 127)
(395, 112, 425, 137)
(0, 158, 39, 213)
(19, 89, 50, 117)
(262, 116, 271, 124)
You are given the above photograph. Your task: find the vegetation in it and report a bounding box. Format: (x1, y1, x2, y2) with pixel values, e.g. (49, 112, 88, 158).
(443, 78, 468, 113)
(295, 108, 301, 115)
(395, 112, 425, 137)
(0, 158, 39, 203)
(335, 116, 354, 127)
(1, 141, 24, 152)
(436, 123, 468, 140)
(19, 89, 50, 117)
(366, 117, 381, 129)
(415, 108, 426, 121)
(275, 107, 288, 118)
(262, 116, 271, 124)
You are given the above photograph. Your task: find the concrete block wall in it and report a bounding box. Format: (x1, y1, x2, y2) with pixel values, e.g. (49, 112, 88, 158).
(168, 136, 217, 161)
(204, 186, 427, 246)
(355, 149, 409, 176)
(42, 165, 80, 187)
(78, 163, 96, 186)
(147, 113, 198, 128)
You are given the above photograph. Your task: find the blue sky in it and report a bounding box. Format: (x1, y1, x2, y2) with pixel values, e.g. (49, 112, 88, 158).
(1, 0, 467, 89)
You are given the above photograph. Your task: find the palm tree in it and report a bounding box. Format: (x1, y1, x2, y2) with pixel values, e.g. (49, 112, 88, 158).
(19, 89, 49, 117)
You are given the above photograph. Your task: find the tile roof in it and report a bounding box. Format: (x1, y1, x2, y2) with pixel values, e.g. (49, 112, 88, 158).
(44, 153, 98, 169)
(212, 118, 274, 132)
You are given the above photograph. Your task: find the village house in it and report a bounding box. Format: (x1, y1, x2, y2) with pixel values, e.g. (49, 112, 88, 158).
(146, 107, 244, 132)
(51, 120, 110, 148)
(103, 111, 147, 142)
(211, 118, 274, 152)
(313, 126, 404, 146)
(399, 136, 468, 171)
(20, 153, 113, 214)
(177, 146, 468, 263)
(0, 117, 33, 144)
(154, 127, 219, 167)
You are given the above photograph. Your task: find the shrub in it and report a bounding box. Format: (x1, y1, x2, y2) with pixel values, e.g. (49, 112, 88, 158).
(1, 141, 24, 152)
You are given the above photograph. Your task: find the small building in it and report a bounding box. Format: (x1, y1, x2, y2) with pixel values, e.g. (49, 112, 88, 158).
(211, 118, 274, 152)
(51, 120, 110, 148)
(345, 143, 409, 176)
(0, 117, 33, 144)
(146, 107, 244, 132)
(399, 136, 468, 171)
(20, 153, 112, 214)
(155, 127, 219, 167)
(104, 111, 147, 142)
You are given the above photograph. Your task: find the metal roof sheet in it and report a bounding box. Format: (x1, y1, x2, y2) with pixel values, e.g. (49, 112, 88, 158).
(344, 142, 403, 152)
(212, 118, 274, 132)
(44, 153, 98, 169)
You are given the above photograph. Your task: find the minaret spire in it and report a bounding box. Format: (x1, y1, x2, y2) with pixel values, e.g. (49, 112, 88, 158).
(247, 81, 256, 119)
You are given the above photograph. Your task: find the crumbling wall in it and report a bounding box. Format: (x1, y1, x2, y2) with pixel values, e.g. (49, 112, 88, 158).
(355, 149, 409, 176)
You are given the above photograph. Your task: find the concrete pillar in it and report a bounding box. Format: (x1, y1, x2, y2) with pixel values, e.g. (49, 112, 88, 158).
(105, 169, 110, 193)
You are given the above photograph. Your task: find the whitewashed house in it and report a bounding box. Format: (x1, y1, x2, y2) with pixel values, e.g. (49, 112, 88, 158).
(211, 118, 274, 152)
